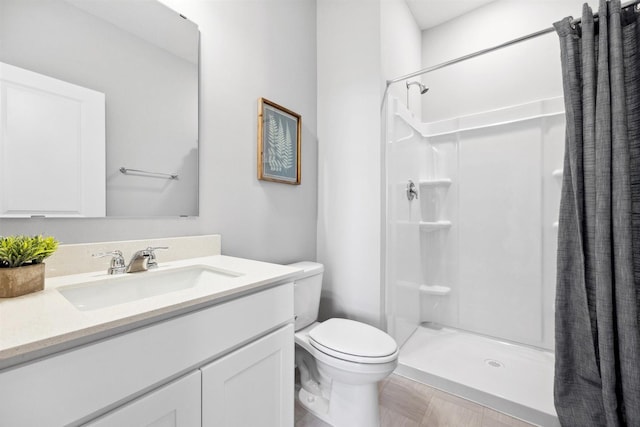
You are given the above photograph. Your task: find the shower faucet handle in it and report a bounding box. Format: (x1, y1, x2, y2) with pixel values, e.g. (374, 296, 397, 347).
(407, 180, 419, 201)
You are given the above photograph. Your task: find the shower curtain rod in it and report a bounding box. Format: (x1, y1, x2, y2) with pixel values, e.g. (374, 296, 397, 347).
(386, 0, 640, 87)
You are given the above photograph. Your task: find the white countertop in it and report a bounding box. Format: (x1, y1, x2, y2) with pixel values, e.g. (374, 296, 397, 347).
(0, 255, 301, 370)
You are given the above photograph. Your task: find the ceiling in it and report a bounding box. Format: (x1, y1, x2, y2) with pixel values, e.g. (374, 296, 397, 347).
(405, 0, 497, 30)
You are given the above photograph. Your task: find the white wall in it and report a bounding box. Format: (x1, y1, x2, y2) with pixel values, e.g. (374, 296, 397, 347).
(381, 0, 423, 117)
(0, 0, 318, 265)
(317, 0, 422, 327)
(421, 0, 583, 121)
(317, 0, 382, 325)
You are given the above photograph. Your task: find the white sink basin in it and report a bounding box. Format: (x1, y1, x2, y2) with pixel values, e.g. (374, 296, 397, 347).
(58, 265, 242, 311)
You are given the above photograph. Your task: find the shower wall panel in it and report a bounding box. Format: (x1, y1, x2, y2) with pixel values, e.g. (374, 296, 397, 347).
(419, 135, 458, 328)
(385, 99, 430, 346)
(541, 114, 565, 351)
(457, 122, 543, 344)
(386, 96, 564, 351)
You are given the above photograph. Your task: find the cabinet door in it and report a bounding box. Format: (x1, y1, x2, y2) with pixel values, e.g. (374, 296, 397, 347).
(201, 324, 294, 427)
(84, 371, 201, 427)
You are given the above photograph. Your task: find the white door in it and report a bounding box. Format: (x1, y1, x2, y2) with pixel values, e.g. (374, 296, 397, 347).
(201, 324, 294, 427)
(84, 371, 201, 427)
(0, 61, 105, 217)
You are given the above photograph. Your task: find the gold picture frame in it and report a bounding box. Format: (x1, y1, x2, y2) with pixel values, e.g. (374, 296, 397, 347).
(258, 98, 301, 185)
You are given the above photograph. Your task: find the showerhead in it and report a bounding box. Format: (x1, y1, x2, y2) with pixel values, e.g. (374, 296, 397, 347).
(406, 80, 429, 94)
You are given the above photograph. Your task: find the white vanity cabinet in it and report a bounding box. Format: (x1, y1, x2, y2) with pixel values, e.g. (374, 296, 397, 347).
(87, 325, 294, 427)
(201, 324, 294, 427)
(0, 283, 294, 427)
(85, 370, 202, 427)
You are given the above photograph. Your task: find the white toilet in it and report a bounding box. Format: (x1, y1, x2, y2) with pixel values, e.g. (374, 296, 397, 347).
(290, 262, 398, 427)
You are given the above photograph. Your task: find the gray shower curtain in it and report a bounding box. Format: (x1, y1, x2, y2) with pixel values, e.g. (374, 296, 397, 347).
(554, 0, 640, 425)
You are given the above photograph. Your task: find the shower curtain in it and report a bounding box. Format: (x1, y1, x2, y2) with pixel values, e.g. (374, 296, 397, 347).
(554, 0, 640, 425)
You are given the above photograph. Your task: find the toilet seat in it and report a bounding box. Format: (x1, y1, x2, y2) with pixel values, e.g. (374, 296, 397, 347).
(308, 318, 398, 364)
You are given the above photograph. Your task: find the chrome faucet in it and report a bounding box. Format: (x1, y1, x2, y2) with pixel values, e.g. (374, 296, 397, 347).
(126, 246, 168, 273)
(93, 250, 126, 275)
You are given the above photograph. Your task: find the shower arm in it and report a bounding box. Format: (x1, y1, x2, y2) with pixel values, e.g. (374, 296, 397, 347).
(405, 81, 428, 110)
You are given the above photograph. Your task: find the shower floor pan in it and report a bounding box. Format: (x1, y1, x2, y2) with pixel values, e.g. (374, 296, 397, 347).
(395, 325, 559, 427)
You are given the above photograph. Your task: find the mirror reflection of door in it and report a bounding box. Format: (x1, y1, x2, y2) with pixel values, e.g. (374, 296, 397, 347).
(0, 0, 199, 217)
(0, 62, 105, 218)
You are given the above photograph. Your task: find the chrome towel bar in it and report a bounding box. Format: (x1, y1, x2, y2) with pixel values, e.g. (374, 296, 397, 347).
(119, 167, 178, 180)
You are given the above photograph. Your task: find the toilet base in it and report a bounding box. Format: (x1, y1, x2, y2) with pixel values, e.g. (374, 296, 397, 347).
(298, 388, 333, 425)
(297, 381, 382, 427)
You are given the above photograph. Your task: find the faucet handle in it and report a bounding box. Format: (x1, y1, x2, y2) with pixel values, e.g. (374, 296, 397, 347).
(145, 246, 168, 269)
(407, 180, 418, 201)
(93, 250, 126, 275)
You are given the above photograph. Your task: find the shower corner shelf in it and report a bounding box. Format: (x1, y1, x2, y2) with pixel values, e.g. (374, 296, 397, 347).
(419, 284, 451, 296)
(419, 221, 452, 232)
(419, 178, 452, 188)
(553, 221, 559, 229)
(552, 169, 563, 179)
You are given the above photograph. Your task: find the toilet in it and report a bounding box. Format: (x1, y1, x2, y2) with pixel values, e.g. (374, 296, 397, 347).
(290, 261, 398, 427)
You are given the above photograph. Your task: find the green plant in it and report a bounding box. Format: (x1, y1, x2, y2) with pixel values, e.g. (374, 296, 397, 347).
(0, 235, 59, 268)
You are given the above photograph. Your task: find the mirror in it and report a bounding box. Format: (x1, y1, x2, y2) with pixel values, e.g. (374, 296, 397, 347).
(0, 0, 199, 217)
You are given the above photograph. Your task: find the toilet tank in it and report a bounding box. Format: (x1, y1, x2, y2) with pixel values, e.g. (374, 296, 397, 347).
(289, 261, 324, 331)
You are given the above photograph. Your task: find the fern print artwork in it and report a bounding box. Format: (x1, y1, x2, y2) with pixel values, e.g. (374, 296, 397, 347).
(259, 99, 301, 184)
(266, 114, 294, 173)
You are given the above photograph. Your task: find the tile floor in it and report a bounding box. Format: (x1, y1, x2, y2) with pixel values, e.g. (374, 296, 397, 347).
(295, 374, 536, 427)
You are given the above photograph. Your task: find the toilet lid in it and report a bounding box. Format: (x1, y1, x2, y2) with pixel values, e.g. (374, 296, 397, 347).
(308, 318, 398, 364)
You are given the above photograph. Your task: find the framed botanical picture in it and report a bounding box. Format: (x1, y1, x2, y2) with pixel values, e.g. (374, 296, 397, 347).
(258, 98, 301, 185)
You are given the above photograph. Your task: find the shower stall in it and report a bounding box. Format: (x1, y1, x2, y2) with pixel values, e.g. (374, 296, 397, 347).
(383, 24, 567, 423)
(384, 92, 563, 425)
(374, 1, 616, 423)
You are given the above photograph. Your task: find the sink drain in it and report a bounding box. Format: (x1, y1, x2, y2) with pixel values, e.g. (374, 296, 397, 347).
(484, 359, 504, 368)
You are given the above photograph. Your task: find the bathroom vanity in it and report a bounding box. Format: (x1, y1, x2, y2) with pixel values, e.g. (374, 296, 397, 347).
(0, 255, 299, 426)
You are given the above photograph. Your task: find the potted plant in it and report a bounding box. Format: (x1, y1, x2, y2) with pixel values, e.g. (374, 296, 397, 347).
(0, 235, 59, 298)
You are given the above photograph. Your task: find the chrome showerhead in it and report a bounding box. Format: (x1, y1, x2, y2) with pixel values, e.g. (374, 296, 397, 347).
(406, 80, 429, 94)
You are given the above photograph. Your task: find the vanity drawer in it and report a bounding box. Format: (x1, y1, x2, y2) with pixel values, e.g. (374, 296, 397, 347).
(0, 282, 293, 427)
